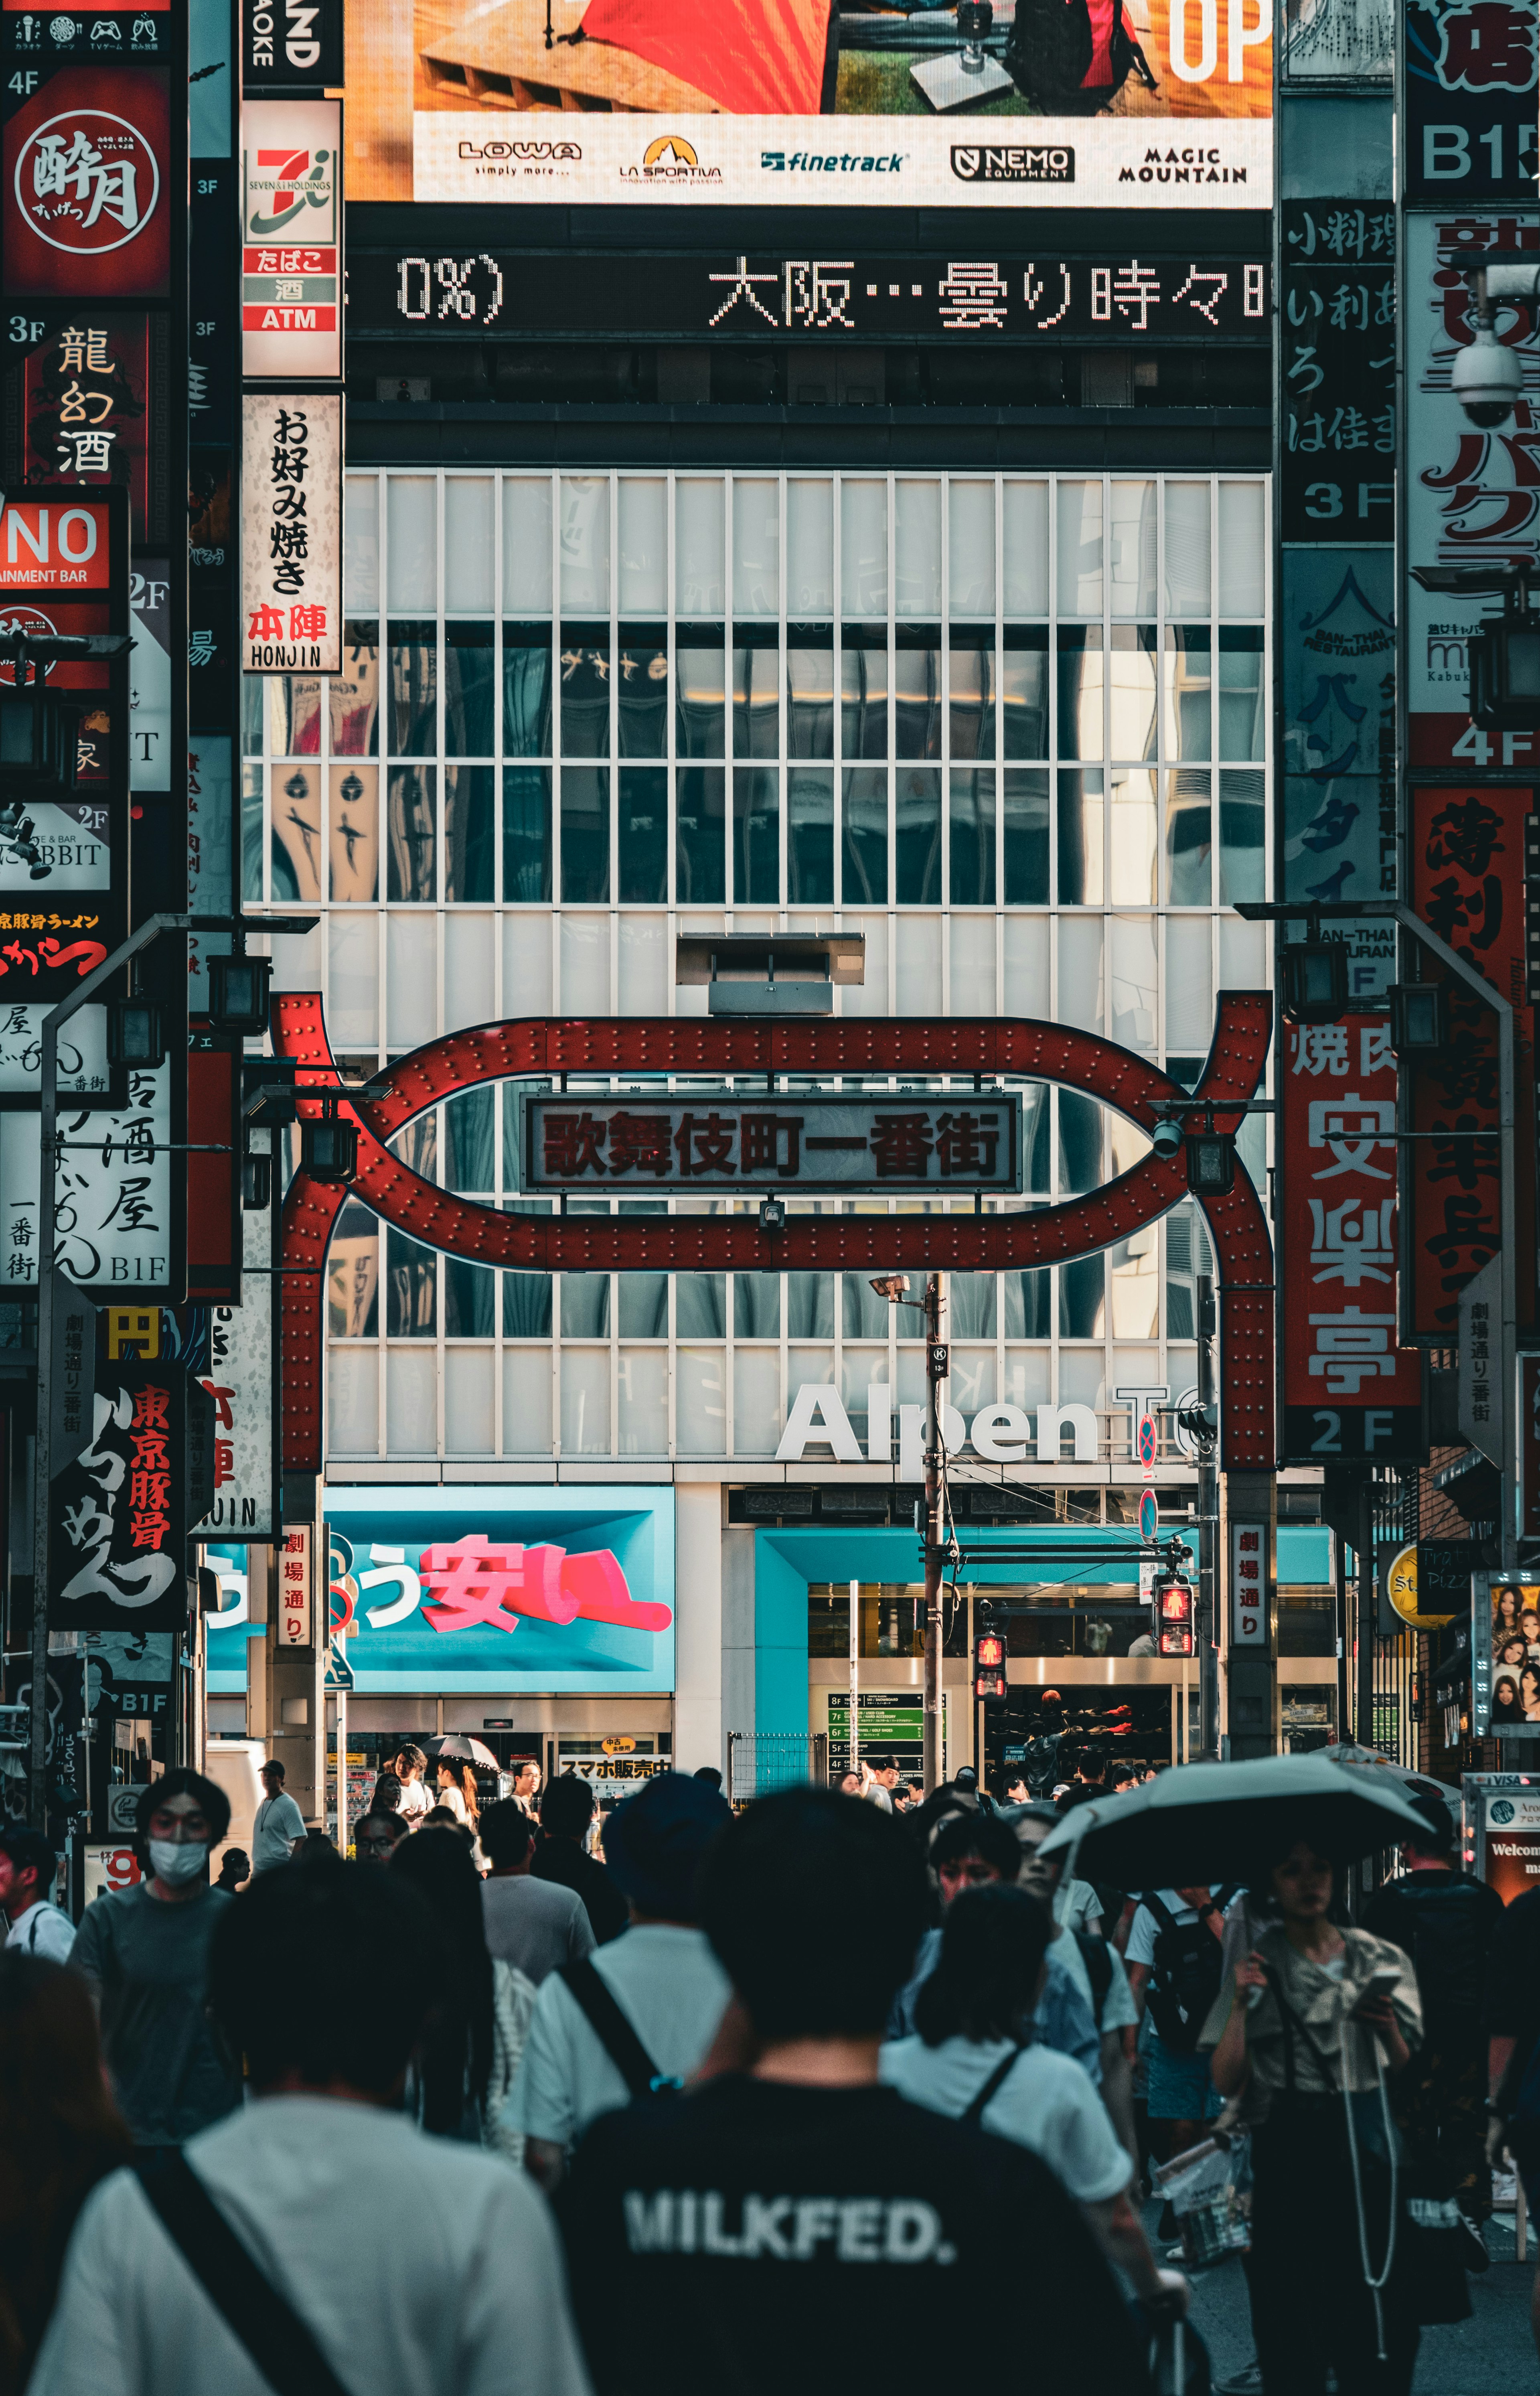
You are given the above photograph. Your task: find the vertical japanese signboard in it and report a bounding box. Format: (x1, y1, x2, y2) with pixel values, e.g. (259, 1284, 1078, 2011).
(240, 98, 342, 379)
(278, 1522, 311, 1646)
(1278, 1014, 1423, 1463)
(1280, 203, 1396, 545)
(1230, 1520, 1267, 1645)
(1406, 785, 1536, 1338)
(48, 1361, 187, 1629)
(240, 391, 340, 673)
(1405, 0, 1538, 201)
(1406, 212, 1539, 774)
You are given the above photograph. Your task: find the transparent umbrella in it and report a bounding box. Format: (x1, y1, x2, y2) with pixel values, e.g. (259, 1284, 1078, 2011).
(1036, 1752, 1433, 1889)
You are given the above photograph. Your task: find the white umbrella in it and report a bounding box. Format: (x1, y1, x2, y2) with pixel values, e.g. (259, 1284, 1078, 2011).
(1036, 1752, 1433, 1888)
(422, 1734, 500, 1768)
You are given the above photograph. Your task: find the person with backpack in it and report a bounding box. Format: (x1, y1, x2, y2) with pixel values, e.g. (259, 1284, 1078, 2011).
(1362, 1794, 1504, 2221)
(510, 1772, 732, 2190)
(1125, 1881, 1237, 2225)
(1014, 1802, 1140, 2161)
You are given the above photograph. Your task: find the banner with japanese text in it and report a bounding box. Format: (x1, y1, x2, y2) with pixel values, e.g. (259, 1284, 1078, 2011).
(1278, 1012, 1423, 1465)
(240, 391, 340, 673)
(1405, 0, 1537, 202)
(240, 99, 342, 379)
(324, 1487, 676, 1692)
(1406, 784, 1537, 1339)
(48, 1361, 187, 1629)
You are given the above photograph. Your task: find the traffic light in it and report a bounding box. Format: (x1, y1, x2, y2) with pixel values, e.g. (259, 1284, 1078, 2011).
(1155, 1569, 1194, 1658)
(974, 1626, 1007, 1703)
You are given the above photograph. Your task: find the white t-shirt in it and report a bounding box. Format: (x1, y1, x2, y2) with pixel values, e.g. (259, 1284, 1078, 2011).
(251, 1791, 307, 1873)
(435, 1783, 470, 1824)
(1053, 1878, 1103, 1936)
(880, 2036, 1132, 2204)
(1126, 1888, 1231, 1969)
(4, 1900, 75, 1962)
(509, 1923, 730, 2151)
(397, 1777, 432, 1822)
(28, 2094, 594, 2396)
(1050, 1925, 1139, 2033)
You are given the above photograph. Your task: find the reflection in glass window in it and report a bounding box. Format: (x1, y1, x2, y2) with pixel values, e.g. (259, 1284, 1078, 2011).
(388, 623, 437, 755)
(843, 1274, 890, 1337)
(949, 645, 995, 761)
(1164, 770, 1212, 905)
(894, 641, 941, 760)
(1109, 768, 1157, 905)
(1003, 770, 1049, 904)
(272, 765, 322, 901)
(270, 674, 321, 757)
(788, 769, 834, 904)
(1001, 630, 1049, 759)
(444, 765, 494, 901)
(617, 632, 668, 757)
(503, 768, 551, 901)
(330, 627, 379, 755)
(329, 766, 378, 902)
(1110, 1231, 1159, 1338)
(1056, 769, 1104, 904)
(950, 1273, 997, 1337)
(1059, 1254, 1105, 1339)
(560, 1274, 610, 1336)
(787, 643, 835, 758)
(328, 1200, 379, 1337)
(445, 1089, 494, 1191)
(733, 643, 780, 758)
(949, 771, 996, 906)
(503, 626, 553, 757)
(1056, 627, 1104, 761)
(787, 1272, 834, 1337)
(1218, 628, 1265, 761)
(619, 1273, 668, 1337)
(735, 1273, 781, 1337)
(559, 629, 610, 757)
(1003, 1269, 1050, 1337)
(677, 639, 725, 758)
(734, 768, 778, 903)
(444, 623, 495, 756)
(1219, 770, 1265, 904)
(676, 767, 726, 903)
(503, 1271, 552, 1338)
(841, 636, 888, 759)
(619, 766, 667, 903)
(677, 1274, 726, 1336)
(841, 769, 888, 904)
(446, 1258, 495, 1337)
(896, 768, 942, 904)
(1108, 626, 1158, 761)
(1163, 628, 1212, 761)
(387, 1227, 437, 1336)
(1021, 1082, 1051, 1192)
(1058, 1090, 1103, 1193)
(388, 1111, 436, 1182)
(560, 767, 610, 902)
(387, 766, 436, 901)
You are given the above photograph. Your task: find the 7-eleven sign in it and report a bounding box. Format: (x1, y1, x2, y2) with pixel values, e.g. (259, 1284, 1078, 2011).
(241, 101, 342, 378)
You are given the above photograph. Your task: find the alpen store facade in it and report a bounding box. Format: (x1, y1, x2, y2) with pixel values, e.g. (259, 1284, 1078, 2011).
(220, 467, 1339, 1776)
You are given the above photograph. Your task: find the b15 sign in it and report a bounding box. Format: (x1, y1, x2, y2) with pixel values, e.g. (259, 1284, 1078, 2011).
(323, 1487, 675, 1693)
(241, 391, 340, 673)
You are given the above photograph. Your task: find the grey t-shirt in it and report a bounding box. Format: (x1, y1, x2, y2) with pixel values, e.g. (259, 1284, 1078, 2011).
(252, 1791, 306, 1872)
(481, 1873, 595, 1985)
(69, 1882, 240, 2146)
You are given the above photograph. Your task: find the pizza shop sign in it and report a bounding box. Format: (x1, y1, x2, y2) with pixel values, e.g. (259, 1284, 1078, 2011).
(775, 1382, 1181, 1472)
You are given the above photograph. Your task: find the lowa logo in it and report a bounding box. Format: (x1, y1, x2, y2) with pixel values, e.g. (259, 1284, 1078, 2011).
(624, 135, 721, 182)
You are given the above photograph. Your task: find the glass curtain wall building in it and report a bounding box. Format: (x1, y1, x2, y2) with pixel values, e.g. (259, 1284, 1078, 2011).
(246, 469, 1271, 1472)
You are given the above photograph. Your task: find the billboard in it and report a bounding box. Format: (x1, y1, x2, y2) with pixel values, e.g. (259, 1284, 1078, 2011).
(324, 1486, 676, 1692)
(346, 0, 1273, 208)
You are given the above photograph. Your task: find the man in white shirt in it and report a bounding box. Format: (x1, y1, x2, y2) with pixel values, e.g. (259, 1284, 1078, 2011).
(512, 1771, 732, 2188)
(251, 1761, 306, 1873)
(392, 1744, 433, 1826)
(862, 1755, 899, 1813)
(1125, 1883, 1236, 2227)
(480, 1800, 594, 1984)
(30, 1856, 593, 2396)
(0, 1828, 74, 1961)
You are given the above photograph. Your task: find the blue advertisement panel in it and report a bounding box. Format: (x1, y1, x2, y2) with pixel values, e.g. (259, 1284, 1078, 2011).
(322, 1487, 675, 1694)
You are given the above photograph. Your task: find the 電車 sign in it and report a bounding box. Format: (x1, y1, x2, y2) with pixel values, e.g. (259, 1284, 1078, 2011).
(241, 391, 340, 674)
(521, 1092, 1023, 1195)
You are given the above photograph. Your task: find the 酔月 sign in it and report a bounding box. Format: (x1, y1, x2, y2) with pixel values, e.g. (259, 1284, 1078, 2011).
(521, 1092, 1022, 1195)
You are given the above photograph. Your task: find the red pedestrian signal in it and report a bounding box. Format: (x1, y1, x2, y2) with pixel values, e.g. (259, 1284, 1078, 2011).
(974, 1625, 1007, 1702)
(1156, 1570, 1194, 1658)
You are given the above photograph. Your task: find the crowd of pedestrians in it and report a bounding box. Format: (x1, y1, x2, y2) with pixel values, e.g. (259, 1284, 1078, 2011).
(0, 1750, 1532, 2394)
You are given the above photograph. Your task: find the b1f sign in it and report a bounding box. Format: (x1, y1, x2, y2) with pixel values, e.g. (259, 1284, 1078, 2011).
(1230, 1520, 1266, 1646)
(241, 392, 340, 674)
(278, 1523, 311, 1646)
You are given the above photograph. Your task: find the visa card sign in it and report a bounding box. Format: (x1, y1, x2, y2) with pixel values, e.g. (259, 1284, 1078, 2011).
(322, 1487, 675, 1693)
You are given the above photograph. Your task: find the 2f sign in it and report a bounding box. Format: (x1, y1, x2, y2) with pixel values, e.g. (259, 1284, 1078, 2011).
(1169, 0, 1270, 79)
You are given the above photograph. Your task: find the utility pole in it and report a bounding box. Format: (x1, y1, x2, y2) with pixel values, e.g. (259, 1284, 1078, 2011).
(924, 1272, 946, 1793)
(1196, 1273, 1220, 1761)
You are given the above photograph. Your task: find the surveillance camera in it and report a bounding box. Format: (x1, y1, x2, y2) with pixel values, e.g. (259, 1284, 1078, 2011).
(1452, 329, 1523, 428)
(1151, 1118, 1183, 1159)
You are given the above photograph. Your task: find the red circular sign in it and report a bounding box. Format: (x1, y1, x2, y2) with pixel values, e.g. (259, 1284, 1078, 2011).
(14, 108, 161, 256)
(0, 606, 60, 682)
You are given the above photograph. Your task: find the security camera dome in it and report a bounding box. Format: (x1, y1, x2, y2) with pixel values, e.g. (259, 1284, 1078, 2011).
(1151, 1118, 1183, 1158)
(1452, 330, 1523, 429)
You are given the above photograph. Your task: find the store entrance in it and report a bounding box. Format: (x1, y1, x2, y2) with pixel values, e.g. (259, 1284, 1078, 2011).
(983, 1686, 1174, 1798)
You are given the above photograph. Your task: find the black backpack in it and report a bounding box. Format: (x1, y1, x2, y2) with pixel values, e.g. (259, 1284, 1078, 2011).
(1003, 0, 1157, 113)
(1074, 1929, 1115, 2030)
(1373, 1877, 1497, 2043)
(1142, 1891, 1236, 2054)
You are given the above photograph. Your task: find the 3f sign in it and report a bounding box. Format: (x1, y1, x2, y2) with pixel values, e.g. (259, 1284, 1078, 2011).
(1169, 0, 1269, 79)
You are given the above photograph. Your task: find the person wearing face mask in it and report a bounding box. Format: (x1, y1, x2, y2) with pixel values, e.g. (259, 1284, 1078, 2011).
(68, 1770, 242, 2160)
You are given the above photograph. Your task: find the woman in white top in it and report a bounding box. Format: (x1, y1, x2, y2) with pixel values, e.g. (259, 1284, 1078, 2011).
(881, 1883, 1185, 2315)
